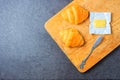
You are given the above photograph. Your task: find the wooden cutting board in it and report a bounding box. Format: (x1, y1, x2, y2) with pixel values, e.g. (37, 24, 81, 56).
(45, 0, 120, 73)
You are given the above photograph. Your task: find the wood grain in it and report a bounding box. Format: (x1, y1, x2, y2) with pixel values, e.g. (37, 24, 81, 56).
(45, 0, 120, 73)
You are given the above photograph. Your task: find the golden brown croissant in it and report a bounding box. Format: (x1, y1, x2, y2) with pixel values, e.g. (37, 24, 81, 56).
(60, 28, 85, 47)
(61, 3, 89, 24)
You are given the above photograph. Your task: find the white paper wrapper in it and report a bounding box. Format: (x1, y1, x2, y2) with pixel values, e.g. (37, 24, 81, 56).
(89, 12, 111, 34)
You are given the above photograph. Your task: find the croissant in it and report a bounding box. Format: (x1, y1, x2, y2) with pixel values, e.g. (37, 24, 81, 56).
(61, 3, 89, 24)
(60, 28, 85, 47)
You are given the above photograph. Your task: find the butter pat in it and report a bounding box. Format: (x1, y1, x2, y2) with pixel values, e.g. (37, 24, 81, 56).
(94, 19, 106, 28)
(89, 12, 111, 34)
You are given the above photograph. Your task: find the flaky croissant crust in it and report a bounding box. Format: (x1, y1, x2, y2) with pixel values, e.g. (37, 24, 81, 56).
(60, 28, 85, 47)
(61, 3, 89, 24)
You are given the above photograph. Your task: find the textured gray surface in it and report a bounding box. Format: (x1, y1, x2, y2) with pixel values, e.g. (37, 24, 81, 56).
(0, 0, 120, 79)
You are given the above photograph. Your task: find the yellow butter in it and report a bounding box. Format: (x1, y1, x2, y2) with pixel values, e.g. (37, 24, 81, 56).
(94, 19, 106, 28)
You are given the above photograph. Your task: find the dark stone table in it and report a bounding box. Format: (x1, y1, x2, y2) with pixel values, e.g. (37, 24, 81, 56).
(0, 0, 120, 79)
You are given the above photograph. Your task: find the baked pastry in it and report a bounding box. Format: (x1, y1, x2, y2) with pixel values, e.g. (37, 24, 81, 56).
(60, 28, 85, 47)
(61, 3, 89, 24)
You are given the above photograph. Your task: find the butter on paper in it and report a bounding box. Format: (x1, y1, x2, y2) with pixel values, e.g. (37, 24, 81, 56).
(89, 12, 111, 34)
(94, 19, 106, 28)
